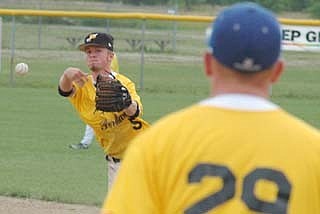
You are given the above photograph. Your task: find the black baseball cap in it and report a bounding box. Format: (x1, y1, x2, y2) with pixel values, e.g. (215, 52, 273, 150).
(79, 32, 114, 52)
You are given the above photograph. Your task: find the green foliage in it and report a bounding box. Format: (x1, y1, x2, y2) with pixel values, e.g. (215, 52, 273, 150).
(80, 18, 142, 28)
(281, 0, 315, 11)
(308, 2, 320, 18)
(205, 0, 316, 12)
(122, 0, 170, 6)
(252, 0, 284, 11)
(2, 16, 78, 25)
(206, 0, 317, 12)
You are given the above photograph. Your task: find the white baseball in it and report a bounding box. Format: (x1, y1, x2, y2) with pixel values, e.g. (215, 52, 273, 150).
(15, 62, 29, 75)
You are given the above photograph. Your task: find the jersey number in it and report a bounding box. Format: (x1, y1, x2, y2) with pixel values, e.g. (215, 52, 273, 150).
(185, 163, 291, 214)
(129, 119, 142, 130)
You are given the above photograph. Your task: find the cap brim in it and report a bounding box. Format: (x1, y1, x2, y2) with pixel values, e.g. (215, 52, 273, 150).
(78, 43, 106, 51)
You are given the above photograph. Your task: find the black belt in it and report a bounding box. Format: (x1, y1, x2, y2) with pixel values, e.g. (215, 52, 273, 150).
(106, 155, 121, 163)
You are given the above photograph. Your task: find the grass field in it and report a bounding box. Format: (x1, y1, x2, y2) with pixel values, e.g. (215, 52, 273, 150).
(0, 56, 210, 206)
(0, 1, 319, 208)
(0, 50, 319, 207)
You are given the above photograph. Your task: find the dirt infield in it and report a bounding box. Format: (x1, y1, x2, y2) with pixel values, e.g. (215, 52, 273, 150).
(0, 196, 100, 214)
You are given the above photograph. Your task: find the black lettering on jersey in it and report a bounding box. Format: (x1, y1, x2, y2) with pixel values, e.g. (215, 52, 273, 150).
(242, 168, 291, 214)
(185, 164, 291, 214)
(100, 113, 127, 130)
(185, 164, 235, 214)
(129, 119, 142, 130)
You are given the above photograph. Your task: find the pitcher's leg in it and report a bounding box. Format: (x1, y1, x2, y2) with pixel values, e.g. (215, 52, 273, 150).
(107, 158, 121, 191)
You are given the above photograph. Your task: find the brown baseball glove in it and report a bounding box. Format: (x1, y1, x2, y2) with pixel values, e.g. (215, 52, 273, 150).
(95, 75, 132, 112)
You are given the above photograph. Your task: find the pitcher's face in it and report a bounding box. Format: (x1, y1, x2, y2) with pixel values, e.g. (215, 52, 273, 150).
(85, 46, 113, 72)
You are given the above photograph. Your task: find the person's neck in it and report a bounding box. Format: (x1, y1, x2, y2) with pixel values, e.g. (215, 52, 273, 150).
(92, 69, 112, 81)
(211, 83, 270, 98)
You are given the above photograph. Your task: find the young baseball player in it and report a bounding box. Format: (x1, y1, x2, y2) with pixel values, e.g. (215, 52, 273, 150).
(102, 3, 320, 213)
(69, 53, 120, 150)
(58, 32, 149, 190)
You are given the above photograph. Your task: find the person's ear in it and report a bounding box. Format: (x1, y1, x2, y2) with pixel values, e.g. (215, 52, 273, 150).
(270, 60, 284, 83)
(107, 51, 114, 61)
(204, 52, 213, 77)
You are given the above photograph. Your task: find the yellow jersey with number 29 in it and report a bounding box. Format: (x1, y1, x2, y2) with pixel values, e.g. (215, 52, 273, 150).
(103, 94, 320, 214)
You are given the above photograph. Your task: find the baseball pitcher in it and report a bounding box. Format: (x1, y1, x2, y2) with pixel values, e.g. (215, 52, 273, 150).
(58, 32, 150, 190)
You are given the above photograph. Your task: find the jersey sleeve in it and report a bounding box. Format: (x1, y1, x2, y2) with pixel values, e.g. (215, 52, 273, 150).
(117, 74, 144, 115)
(67, 77, 89, 105)
(68, 81, 81, 104)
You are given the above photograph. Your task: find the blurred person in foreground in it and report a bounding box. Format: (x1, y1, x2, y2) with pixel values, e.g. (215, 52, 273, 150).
(58, 32, 149, 190)
(69, 53, 120, 150)
(102, 3, 320, 214)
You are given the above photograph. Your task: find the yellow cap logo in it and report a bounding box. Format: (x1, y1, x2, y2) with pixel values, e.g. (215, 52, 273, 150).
(86, 33, 98, 42)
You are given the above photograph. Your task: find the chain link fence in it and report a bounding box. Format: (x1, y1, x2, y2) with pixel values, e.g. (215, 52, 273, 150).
(0, 1, 214, 90)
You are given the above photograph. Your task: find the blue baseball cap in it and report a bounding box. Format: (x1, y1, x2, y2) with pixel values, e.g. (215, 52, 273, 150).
(209, 2, 281, 73)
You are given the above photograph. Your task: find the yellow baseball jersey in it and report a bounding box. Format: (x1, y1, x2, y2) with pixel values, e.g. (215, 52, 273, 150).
(111, 53, 119, 73)
(69, 72, 149, 159)
(103, 95, 320, 213)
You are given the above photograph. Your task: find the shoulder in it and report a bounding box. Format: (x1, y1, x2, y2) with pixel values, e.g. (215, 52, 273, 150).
(279, 109, 320, 136)
(114, 73, 134, 85)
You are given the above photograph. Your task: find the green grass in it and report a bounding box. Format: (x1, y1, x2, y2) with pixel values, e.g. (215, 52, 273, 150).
(0, 54, 210, 206)
(0, 87, 107, 205)
(0, 51, 319, 207)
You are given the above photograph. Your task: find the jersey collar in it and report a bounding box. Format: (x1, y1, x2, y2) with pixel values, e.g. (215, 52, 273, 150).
(199, 94, 279, 111)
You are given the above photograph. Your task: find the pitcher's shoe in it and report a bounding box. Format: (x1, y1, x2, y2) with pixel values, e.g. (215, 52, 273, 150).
(69, 143, 89, 150)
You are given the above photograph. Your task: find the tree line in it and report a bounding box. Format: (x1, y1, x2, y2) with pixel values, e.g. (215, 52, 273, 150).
(108, 0, 320, 18)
